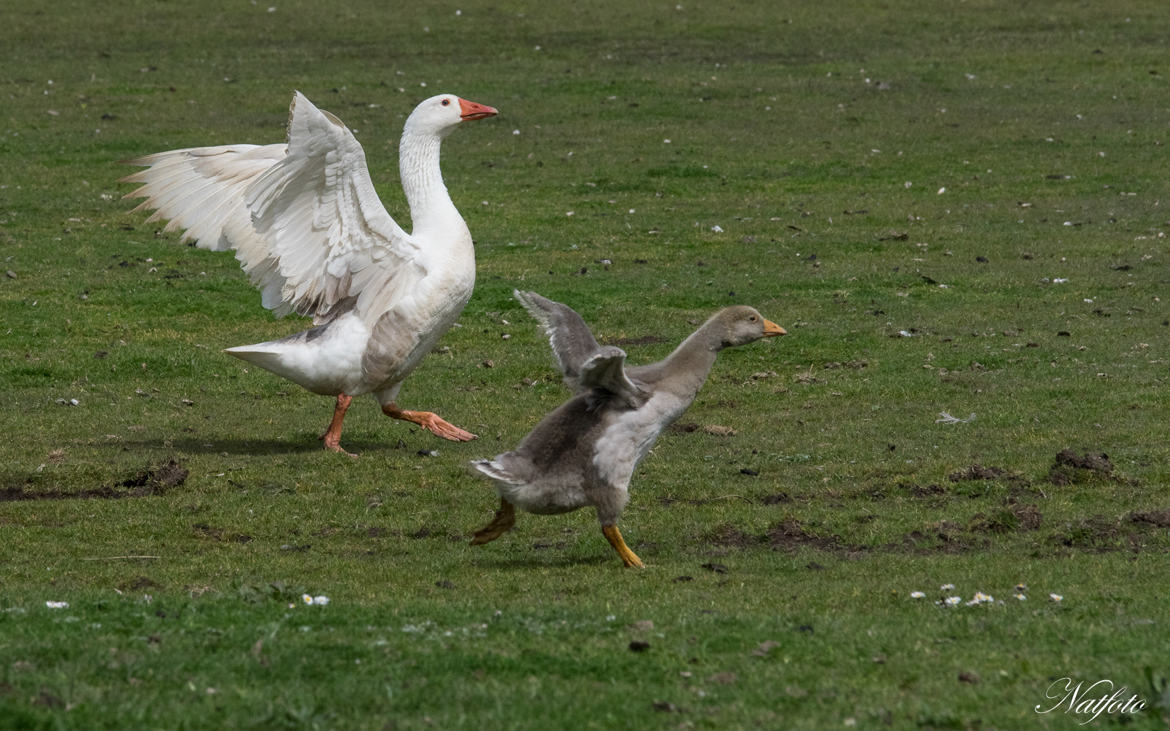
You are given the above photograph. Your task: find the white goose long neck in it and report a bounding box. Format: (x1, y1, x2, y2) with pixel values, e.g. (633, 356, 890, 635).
(399, 127, 465, 239)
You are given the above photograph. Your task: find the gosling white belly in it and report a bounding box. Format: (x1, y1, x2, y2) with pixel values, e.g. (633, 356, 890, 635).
(592, 391, 689, 490)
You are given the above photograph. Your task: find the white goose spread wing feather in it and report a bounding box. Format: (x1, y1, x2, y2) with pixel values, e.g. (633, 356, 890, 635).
(122, 91, 424, 325)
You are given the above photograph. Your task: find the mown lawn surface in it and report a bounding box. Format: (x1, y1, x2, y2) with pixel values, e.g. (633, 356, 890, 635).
(2, 0, 1168, 727)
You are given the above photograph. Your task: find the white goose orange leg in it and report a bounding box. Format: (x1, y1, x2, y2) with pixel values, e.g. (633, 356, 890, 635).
(602, 524, 644, 568)
(319, 393, 359, 457)
(470, 499, 516, 545)
(381, 403, 476, 441)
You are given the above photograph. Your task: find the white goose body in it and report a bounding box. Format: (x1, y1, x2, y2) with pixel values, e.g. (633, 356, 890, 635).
(470, 290, 787, 567)
(122, 92, 497, 454)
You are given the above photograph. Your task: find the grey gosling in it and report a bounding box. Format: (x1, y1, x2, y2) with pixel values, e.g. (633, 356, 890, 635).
(470, 290, 786, 567)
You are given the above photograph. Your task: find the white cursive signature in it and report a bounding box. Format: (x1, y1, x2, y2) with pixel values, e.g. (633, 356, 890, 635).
(1035, 677, 1147, 725)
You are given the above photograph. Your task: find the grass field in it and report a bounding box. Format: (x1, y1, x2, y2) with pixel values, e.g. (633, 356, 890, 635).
(2, 0, 1169, 727)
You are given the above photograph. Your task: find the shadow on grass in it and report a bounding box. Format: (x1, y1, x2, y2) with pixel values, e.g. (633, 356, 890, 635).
(468, 552, 622, 570)
(125, 435, 415, 457)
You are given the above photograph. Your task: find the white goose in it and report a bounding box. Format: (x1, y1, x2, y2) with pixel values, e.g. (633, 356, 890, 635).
(122, 92, 498, 455)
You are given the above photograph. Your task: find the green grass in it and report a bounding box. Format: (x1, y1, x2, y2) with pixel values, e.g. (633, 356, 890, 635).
(3, 0, 1170, 727)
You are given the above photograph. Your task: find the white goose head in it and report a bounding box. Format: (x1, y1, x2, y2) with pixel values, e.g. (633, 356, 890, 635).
(404, 93, 498, 139)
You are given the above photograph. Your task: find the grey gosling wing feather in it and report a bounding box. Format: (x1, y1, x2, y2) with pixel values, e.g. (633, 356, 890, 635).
(513, 290, 603, 390)
(471, 458, 525, 486)
(578, 347, 649, 409)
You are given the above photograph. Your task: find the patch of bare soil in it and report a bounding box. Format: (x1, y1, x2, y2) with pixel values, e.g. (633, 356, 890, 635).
(1011, 504, 1044, 530)
(1046, 449, 1117, 485)
(896, 520, 989, 554)
(767, 518, 852, 553)
(0, 460, 188, 501)
(1051, 514, 1167, 552)
(32, 689, 64, 709)
(821, 360, 868, 370)
(948, 464, 1015, 482)
(705, 523, 760, 549)
(118, 576, 161, 592)
(1051, 514, 1124, 551)
(967, 504, 1043, 534)
(193, 522, 252, 543)
(1128, 509, 1170, 528)
(122, 460, 188, 491)
(900, 482, 946, 498)
(698, 518, 860, 556)
(761, 492, 791, 505)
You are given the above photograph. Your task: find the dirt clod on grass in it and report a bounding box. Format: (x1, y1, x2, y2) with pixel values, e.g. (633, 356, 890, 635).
(33, 690, 64, 709)
(898, 520, 988, 554)
(1128, 510, 1170, 528)
(752, 640, 781, 656)
(0, 459, 188, 501)
(767, 518, 849, 553)
(761, 492, 791, 504)
(1047, 449, 1116, 485)
(1052, 514, 1122, 550)
(121, 460, 189, 492)
(901, 482, 946, 498)
(706, 523, 759, 549)
(194, 523, 252, 543)
(704, 518, 857, 555)
(967, 504, 1043, 534)
(118, 576, 161, 592)
(1052, 512, 1169, 553)
(948, 464, 1014, 482)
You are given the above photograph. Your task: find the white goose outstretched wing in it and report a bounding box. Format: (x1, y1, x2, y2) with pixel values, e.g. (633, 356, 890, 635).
(122, 92, 424, 324)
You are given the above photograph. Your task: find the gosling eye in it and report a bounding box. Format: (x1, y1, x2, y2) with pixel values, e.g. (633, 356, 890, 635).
(441, 98, 451, 106)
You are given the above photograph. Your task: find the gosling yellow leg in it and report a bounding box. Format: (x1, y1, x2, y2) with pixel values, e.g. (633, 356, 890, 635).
(602, 524, 644, 568)
(470, 499, 516, 545)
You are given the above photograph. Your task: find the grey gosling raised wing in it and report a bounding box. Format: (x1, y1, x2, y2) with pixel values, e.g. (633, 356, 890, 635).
(470, 290, 786, 567)
(122, 93, 497, 455)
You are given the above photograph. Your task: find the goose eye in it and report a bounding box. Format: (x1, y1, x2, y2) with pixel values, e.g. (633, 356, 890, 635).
(749, 315, 757, 321)
(441, 98, 451, 106)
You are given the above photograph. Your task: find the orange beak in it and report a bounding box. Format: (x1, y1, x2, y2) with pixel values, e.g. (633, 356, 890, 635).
(763, 319, 787, 337)
(459, 98, 498, 121)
